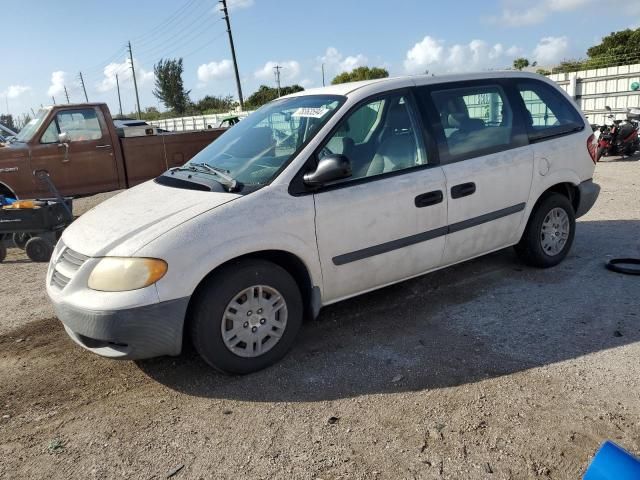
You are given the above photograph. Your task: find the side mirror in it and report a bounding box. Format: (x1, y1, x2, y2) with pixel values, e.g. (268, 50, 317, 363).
(58, 132, 70, 162)
(303, 154, 352, 187)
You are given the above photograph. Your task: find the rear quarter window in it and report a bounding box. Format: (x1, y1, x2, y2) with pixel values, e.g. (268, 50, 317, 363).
(516, 80, 584, 141)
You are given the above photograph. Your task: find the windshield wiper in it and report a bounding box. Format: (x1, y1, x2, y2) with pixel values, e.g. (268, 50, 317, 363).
(170, 163, 240, 192)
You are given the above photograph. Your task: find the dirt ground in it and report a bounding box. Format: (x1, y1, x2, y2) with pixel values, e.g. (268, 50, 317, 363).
(1, 159, 639, 479)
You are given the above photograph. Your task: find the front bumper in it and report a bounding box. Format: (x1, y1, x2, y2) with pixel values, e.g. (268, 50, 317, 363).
(576, 179, 600, 218)
(54, 297, 189, 359)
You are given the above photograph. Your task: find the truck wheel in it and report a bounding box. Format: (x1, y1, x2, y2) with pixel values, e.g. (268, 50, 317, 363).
(13, 232, 31, 250)
(189, 259, 303, 375)
(0, 243, 6, 263)
(515, 193, 576, 268)
(25, 237, 54, 263)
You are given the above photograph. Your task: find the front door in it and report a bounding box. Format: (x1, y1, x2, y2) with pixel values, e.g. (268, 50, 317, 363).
(312, 92, 448, 302)
(30, 107, 120, 197)
(417, 81, 534, 266)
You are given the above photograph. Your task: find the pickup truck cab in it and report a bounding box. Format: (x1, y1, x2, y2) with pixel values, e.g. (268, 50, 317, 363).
(0, 103, 224, 199)
(47, 72, 600, 374)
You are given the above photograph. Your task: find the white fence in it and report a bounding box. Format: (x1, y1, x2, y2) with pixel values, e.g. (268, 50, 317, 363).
(549, 64, 640, 125)
(148, 110, 253, 131)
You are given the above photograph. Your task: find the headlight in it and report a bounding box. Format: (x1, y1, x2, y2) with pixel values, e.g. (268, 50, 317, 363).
(88, 257, 168, 292)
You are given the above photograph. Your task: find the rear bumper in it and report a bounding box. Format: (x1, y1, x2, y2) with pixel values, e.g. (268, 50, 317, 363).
(576, 179, 600, 218)
(54, 297, 189, 359)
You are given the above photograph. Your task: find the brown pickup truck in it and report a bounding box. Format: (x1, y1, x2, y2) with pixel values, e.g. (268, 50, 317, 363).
(0, 103, 225, 199)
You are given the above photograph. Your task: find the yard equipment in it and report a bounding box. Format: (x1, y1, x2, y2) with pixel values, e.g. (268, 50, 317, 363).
(0, 170, 73, 263)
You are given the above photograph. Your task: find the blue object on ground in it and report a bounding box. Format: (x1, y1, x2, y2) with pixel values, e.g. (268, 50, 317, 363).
(0, 195, 16, 206)
(584, 441, 640, 480)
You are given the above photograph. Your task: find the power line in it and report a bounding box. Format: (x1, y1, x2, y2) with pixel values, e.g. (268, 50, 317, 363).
(131, 0, 201, 45)
(128, 41, 142, 119)
(135, 18, 223, 61)
(79, 72, 89, 102)
(220, 0, 244, 109)
(274, 65, 282, 97)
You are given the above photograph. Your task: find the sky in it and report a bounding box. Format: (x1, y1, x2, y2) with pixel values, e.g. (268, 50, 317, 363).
(2, 0, 639, 120)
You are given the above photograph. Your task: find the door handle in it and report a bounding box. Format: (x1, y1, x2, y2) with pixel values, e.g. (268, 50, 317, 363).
(451, 182, 476, 199)
(96, 145, 112, 149)
(415, 190, 444, 208)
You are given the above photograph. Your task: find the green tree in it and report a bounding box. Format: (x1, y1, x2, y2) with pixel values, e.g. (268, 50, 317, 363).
(331, 66, 389, 85)
(536, 68, 551, 76)
(587, 28, 640, 59)
(553, 28, 640, 73)
(0, 114, 15, 131)
(245, 85, 304, 109)
(513, 58, 530, 70)
(152, 58, 191, 114)
(194, 95, 235, 113)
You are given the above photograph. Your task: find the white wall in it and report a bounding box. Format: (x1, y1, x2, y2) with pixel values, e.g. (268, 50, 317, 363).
(549, 64, 640, 125)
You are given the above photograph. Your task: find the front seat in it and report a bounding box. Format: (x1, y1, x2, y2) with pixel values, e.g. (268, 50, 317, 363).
(366, 103, 416, 176)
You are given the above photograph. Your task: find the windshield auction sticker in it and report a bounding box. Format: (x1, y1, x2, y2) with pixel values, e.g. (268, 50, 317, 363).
(292, 107, 329, 118)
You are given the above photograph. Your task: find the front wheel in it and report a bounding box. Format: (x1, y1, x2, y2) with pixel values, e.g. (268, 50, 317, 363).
(515, 193, 576, 268)
(189, 259, 303, 374)
(25, 237, 54, 263)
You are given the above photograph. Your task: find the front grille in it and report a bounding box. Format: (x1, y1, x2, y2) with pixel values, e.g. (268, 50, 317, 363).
(50, 246, 89, 291)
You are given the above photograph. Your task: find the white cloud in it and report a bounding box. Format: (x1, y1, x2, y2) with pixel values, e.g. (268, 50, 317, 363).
(533, 36, 569, 65)
(254, 60, 301, 82)
(1, 85, 31, 99)
(404, 36, 520, 74)
(490, 0, 591, 26)
(197, 59, 233, 84)
(95, 58, 153, 93)
(319, 47, 368, 76)
(47, 71, 68, 97)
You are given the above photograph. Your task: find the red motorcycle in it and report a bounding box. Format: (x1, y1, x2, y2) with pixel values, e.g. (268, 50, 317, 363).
(597, 107, 640, 161)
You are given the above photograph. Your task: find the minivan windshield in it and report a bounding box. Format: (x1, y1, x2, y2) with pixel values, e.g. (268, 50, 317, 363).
(183, 95, 344, 188)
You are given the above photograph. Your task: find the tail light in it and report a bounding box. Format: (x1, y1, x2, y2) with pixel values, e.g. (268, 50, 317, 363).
(587, 134, 597, 163)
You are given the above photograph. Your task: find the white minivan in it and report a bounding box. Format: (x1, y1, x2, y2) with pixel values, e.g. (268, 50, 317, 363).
(47, 72, 600, 374)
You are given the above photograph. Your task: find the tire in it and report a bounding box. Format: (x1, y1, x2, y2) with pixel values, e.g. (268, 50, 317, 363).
(515, 193, 576, 268)
(596, 146, 606, 161)
(189, 259, 303, 374)
(12, 232, 31, 250)
(25, 237, 54, 263)
(0, 243, 6, 263)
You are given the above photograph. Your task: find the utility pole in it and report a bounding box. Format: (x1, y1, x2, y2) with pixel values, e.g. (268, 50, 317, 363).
(63, 85, 70, 103)
(116, 74, 123, 117)
(128, 41, 142, 119)
(219, 0, 244, 110)
(79, 71, 89, 102)
(51, 96, 56, 105)
(273, 65, 282, 97)
(322, 63, 325, 86)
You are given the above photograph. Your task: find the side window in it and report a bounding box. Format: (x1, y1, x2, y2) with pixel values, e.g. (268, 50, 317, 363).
(40, 121, 59, 144)
(430, 84, 514, 159)
(319, 94, 426, 181)
(55, 109, 103, 142)
(516, 81, 584, 140)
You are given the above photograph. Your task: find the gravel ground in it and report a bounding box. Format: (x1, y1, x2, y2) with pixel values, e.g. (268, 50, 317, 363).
(0, 160, 639, 479)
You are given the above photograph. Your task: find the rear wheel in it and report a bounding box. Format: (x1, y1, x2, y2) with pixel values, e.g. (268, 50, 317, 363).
(0, 243, 6, 263)
(12, 232, 31, 250)
(189, 259, 303, 374)
(25, 237, 54, 263)
(515, 193, 576, 268)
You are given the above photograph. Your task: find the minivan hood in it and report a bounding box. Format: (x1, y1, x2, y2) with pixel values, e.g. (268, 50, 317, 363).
(62, 180, 240, 257)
